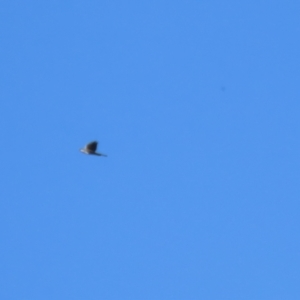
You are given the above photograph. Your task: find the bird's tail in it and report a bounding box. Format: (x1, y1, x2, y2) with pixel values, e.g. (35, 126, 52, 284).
(96, 152, 107, 157)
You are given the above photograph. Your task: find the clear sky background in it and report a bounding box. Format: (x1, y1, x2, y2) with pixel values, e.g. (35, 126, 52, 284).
(0, 1, 299, 299)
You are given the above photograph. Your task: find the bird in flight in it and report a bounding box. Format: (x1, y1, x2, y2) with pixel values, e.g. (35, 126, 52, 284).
(80, 141, 107, 157)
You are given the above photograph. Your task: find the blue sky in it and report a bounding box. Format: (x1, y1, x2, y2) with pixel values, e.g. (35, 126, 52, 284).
(0, 1, 300, 299)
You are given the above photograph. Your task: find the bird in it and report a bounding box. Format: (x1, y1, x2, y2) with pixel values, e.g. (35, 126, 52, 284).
(80, 141, 107, 157)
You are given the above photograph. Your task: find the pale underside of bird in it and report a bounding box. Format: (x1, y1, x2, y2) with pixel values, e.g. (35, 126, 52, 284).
(80, 141, 107, 157)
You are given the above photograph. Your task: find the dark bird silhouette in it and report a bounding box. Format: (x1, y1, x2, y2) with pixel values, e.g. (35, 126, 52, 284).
(80, 141, 107, 157)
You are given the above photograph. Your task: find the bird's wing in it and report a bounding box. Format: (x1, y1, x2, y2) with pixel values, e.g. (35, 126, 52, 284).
(86, 141, 98, 152)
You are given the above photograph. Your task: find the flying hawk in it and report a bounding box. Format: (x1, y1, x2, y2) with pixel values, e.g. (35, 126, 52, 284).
(80, 141, 107, 157)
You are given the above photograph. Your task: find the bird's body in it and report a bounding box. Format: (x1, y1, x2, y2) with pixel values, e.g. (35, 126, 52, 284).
(80, 141, 107, 157)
